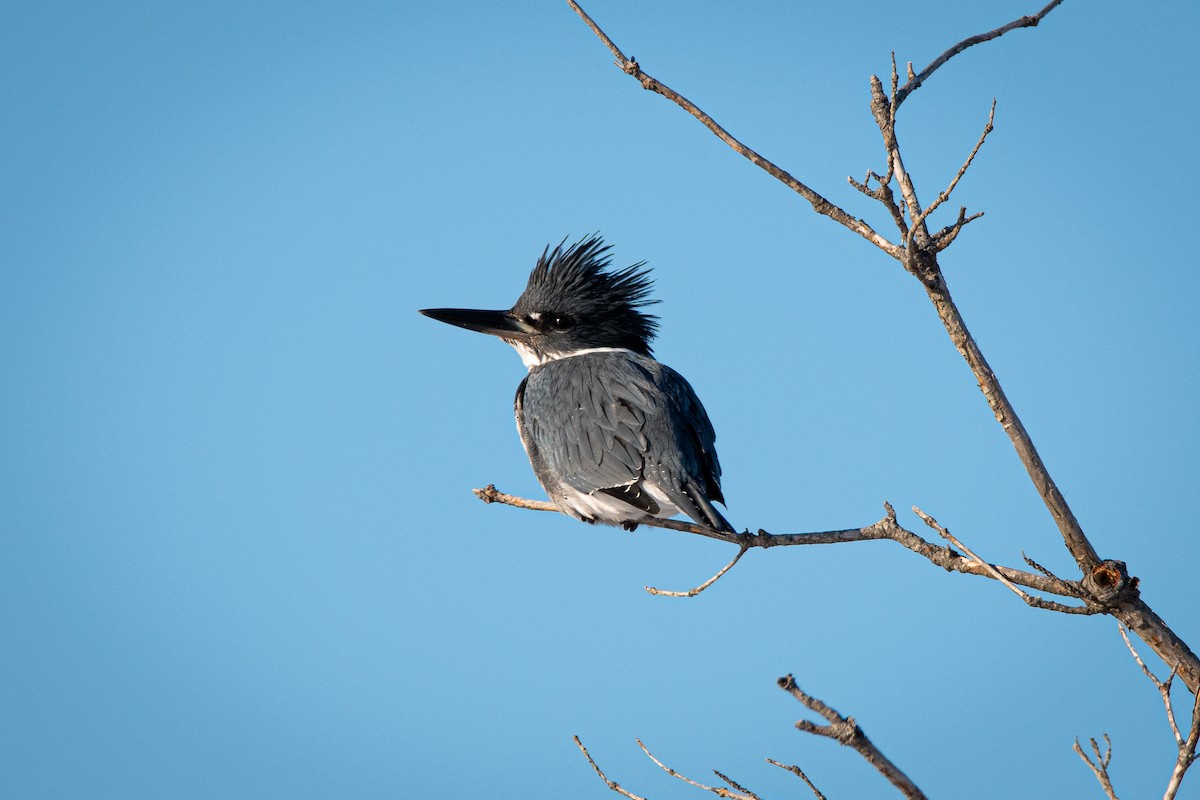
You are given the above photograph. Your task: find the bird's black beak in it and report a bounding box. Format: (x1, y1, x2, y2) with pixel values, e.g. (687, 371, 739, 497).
(418, 308, 534, 340)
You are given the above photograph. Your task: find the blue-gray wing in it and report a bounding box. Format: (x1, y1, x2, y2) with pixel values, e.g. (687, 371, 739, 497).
(517, 351, 729, 530)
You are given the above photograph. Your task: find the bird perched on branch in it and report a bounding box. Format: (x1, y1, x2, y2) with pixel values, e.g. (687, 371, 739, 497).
(420, 235, 733, 533)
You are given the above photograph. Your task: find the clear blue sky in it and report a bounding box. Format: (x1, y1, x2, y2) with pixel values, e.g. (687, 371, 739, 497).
(3, 1, 1198, 797)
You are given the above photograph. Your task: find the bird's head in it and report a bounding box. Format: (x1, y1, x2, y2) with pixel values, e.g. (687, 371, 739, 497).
(420, 235, 659, 368)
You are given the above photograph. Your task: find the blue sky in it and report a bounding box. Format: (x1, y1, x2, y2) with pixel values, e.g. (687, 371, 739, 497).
(3, 1, 1198, 797)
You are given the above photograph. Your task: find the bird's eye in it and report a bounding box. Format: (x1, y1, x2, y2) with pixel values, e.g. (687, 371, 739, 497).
(549, 314, 575, 331)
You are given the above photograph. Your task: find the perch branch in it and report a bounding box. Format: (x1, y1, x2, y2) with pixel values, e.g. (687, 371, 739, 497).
(564, 0, 1200, 694)
(894, 0, 1067, 108)
(1165, 691, 1200, 800)
(778, 675, 927, 800)
(477, 487, 1084, 598)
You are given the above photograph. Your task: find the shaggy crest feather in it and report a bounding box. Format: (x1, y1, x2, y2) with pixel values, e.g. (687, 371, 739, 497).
(512, 234, 659, 356)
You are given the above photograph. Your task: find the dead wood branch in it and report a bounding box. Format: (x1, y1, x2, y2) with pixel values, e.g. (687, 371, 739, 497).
(1118, 624, 1200, 799)
(895, 0, 1067, 109)
(778, 675, 927, 800)
(478, 485, 1094, 601)
(565, 0, 901, 259)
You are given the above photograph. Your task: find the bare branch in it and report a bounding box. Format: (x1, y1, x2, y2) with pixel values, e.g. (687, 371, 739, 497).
(477, 488, 1083, 599)
(637, 739, 759, 799)
(645, 545, 750, 597)
(895, 0, 1067, 108)
(1117, 624, 1200, 799)
(574, 736, 650, 800)
(907, 100, 996, 251)
(1165, 691, 1200, 800)
(766, 760, 827, 800)
(1073, 735, 1118, 800)
(566, 0, 902, 258)
(913, 506, 1103, 615)
(778, 675, 927, 800)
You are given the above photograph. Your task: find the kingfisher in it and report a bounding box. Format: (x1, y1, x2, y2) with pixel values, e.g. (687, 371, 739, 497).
(419, 235, 733, 533)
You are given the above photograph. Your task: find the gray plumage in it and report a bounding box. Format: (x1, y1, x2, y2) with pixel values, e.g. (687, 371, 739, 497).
(420, 235, 733, 532)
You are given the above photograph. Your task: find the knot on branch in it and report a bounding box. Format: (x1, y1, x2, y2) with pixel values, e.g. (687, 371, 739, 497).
(1082, 560, 1139, 609)
(474, 484, 500, 503)
(905, 247, 942, 287)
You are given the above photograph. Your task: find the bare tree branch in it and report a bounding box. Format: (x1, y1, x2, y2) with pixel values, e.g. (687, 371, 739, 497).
(1074, 734, 1118, 800)
(478, 486, 1090, 599)
(778, 675, 927, 800)
(565, 0, 902, 258)
(564, 0, 1200, 695)
(906, 100, 996, 251)
(636, 739, 760, 799)
(894, 0, 1067, 108)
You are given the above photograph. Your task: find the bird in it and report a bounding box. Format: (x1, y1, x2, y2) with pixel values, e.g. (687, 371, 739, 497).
(419, 234, 733, 533)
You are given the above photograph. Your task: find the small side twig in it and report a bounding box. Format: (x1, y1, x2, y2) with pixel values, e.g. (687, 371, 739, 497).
(912, 506, 1103, 615)
(778, 675, 927, 800)
(477, 487, 1086, 599)
(1073, 735, 1118, 800)
(908, 100, 996, 252)
(1165, 690, 1200, 800)
(1118, 623, 1200, 800)
(766, 759, 827, 800)
(645, 545, 750, 597)
(637, 739, 760, 799)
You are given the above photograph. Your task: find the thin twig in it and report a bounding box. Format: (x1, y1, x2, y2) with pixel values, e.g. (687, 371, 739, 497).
(766, 760, 827, 800)
(778, 675, 928, 800)
(895, 0, 1067, 108)
(478, 487, 1086, 599)
(913, 506, 1102, 615)
(1117, 623, 1200, 799)
(907, 100, 996, 252)
(1073, 735, 1118, 800)
(1164, 690, 1200, 800)
(566, 0, 902, 258)
(637, 739, 759, 799)
(645, 545, 750, 597)
(574, 736, 650, 800)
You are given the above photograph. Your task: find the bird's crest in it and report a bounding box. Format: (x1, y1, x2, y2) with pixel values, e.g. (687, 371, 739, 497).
(513, 234, 659, 356)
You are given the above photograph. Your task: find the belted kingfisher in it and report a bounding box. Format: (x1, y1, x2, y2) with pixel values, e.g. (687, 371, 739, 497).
(420, 235, 733, 533)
